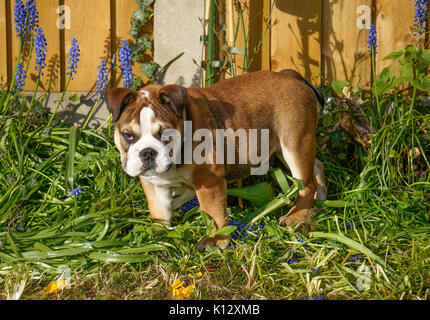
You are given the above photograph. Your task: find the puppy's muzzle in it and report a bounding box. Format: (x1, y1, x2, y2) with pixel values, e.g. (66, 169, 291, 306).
(140, 148, 157, 171)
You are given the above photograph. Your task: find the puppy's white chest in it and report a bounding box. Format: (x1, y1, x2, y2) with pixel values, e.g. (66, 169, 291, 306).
(140, 166, 194, 191)
(140, 168, 195, 210)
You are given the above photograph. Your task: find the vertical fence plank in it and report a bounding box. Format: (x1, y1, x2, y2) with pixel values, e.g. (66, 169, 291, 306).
(64, 0, 111, 91)
(36, 0, 61, 92)
(224, 0, 275, 78)
(260, 0, 272, 71)
(376, 0, 415, 74)
(322, 0, 371, 88)
(0, 0, 7, 87)
(114, 0, 151, 88)
(16, 0, 61, 92)
(270, 0, 322, 83)
(247, 0, 271, 72)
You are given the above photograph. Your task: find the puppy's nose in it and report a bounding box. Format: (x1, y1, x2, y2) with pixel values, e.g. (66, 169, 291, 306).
(140, 148, 157, 162)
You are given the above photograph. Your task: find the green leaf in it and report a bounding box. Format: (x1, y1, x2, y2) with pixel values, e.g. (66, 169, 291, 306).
(421, 49, 430, 65)
(383, 49, 403, 60)
(140, 62, 159, 79)
(69, 92, 80, 102)
(209, 226, 236, 237)
(129, 18, 143, 39)
(88, 252, 150, 263)
(136, 0, 154, 10)
(133, 8, 147, 22)
(222, 45, 246, 55)
(227, 182, 273, 207)
(130, 36, 152, 62)
(331, 81, 350, 95)
(399, 63, 414, 82)
(116, 244, 167, 254)
(131, 76, 143, 91)
(272, 168, 290, 193)
(309, 232, 393, 273)
(373, 67, 395, 95)
(66, 126, 80, 188)
(153, 52, 185, 82)
(404, 45, 417, 62)
(314, 200, 360, 208)
(411, 75, 430, 92)
(167, 228, 184, 239)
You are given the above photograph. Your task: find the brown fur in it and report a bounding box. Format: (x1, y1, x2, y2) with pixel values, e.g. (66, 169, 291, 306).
(106, 70, 327, 248)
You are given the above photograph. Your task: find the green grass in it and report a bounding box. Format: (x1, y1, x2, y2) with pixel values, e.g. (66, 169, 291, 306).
(0, 87, 429, 300)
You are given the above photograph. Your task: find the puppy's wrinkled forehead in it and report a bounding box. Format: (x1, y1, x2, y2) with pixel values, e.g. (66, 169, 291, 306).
(105, 84, 188, 137)
(116, 90, 152, 128)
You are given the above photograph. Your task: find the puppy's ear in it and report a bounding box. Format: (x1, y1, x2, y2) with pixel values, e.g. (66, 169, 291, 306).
(158, 85, 188, 117)
(105, 88, 138, 122)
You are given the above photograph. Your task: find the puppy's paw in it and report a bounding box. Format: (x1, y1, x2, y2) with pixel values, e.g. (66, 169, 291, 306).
(196, 235, 230, 250)
(278, 209, 317, 232)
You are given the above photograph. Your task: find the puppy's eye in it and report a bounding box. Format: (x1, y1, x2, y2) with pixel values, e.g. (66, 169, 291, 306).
(158, 128, 164, 138)
(122, 132, 135, 143)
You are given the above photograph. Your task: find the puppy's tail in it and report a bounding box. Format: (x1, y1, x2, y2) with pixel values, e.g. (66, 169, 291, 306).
(279, 69, 325, 107)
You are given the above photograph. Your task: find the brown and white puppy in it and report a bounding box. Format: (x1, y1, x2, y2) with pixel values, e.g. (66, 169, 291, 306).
(105, 69, 327, 249)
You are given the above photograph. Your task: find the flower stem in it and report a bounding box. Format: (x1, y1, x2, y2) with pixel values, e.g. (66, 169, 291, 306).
(95, 113, 112, 133)
(408, 87, 417, 183)
(47, 74, 73, 127)
(20, 69, 42, 131)
(2, 38, 24, 114)
(82, 98, 101, 130)
(371, 50, 381, 123)
(238, 5, 248, 73)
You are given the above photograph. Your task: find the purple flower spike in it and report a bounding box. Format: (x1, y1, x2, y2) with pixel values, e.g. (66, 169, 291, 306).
(13, 62, 26, 92)
(34, 27, 47, 76)
(14, 0, 27, 38)
(367, 24, 377, 56)
(414, 0, 428, 35)
(66, 37, 80, 80)
(96, 60, 109, 101)
(119, 40, 133, 88)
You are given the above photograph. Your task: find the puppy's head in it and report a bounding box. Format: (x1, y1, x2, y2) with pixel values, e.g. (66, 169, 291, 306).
(105, 84, 187, 177)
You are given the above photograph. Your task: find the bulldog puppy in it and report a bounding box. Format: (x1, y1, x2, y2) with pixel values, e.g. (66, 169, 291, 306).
(105, 69, 327, 249)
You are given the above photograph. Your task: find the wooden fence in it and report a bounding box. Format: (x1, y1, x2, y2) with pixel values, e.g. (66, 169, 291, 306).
(0, 0, 425, 92)
(0, 0, 151, 92)
(220, 0, 423, 88)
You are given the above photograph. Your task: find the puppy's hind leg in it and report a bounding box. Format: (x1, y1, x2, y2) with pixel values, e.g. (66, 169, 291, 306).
(277, 150, 327, 201)
(314, 158, 327, 201)
(277, 137, 318, 231)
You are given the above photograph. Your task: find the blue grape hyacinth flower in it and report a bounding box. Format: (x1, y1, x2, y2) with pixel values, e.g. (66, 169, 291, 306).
(414, 0, 428, 35)
(25, 0, 39, 35)
(367, 24, 377, 56)
(66, 37, 80, 80)
(96, 60, 109, 102)
(119, 40, 133, 88)
(228, 219, 266, 249)
(67, 185, 82, 198)
(14, 0, 27, 38)
(34, 27, 47, 76)
(348, 255, 364, 262)
(181, 196, 199, 213)
(13, 62, 26, 92)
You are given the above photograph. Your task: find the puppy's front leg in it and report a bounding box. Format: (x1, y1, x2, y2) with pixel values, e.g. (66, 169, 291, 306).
(140, 177, 172, 225)
(193, 172, 230, 249)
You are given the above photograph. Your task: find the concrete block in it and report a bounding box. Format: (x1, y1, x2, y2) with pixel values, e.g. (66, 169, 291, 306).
(21, 91, 109, 129)
(154, 0, 204, 88)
